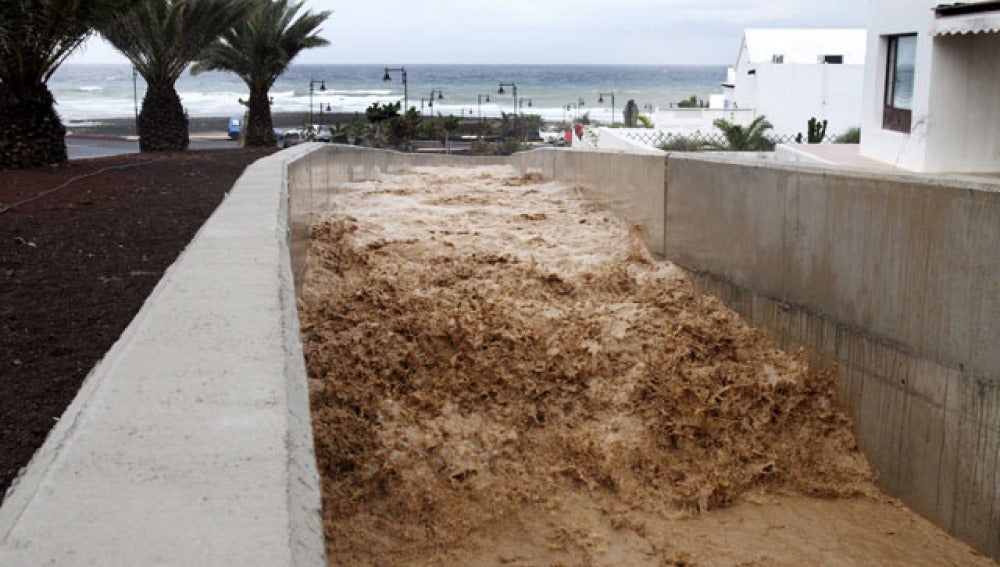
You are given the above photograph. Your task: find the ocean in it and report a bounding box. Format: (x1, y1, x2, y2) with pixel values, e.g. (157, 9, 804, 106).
(50, 64, 726, 125)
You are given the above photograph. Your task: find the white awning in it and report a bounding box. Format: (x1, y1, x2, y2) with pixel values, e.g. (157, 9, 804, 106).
(933, 12, 1000, 34)
(932, 2, 1000, 35)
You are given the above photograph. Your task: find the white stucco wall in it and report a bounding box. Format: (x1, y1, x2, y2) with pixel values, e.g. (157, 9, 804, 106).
(730, 30, 865, 139)
(733, 47, 758, 111)
(924, 32, 1000, 171)
(860, 0, 937, 170)
(750, 64, 864, 138)
(652, 108, 756, 136)
(860, 0, 1000, 172)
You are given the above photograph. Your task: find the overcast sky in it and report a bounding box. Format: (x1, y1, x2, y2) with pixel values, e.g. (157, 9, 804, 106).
(66, 0, 870, 66)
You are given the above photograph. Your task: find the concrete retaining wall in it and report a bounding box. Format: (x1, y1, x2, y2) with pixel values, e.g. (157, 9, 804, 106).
(0, 146, 326, 566)
(662, 154, 1000, 558)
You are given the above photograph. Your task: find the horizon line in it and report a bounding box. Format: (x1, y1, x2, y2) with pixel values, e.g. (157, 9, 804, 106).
(61, 61, 732, 67)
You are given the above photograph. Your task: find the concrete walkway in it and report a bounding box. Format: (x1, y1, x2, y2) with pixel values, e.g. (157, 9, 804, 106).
(0, 146, 325, 566)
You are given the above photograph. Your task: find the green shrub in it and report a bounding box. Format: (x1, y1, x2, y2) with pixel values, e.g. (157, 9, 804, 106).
(834, 127, 861, 144)
(657, 136, 708, 152)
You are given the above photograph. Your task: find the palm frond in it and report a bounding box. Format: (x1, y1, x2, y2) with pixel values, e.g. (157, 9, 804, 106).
(100, 0, 257, 84)
(0, 0, 139, 88)
(192, 0, 330, 91)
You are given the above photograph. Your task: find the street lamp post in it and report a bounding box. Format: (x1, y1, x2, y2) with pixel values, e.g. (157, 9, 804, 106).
(382, 66, 409, 112)
(499, 82, 517, 139)
(476, 94, 490, 125)
(498, 82, 517, 115)
(427, 89, 444, 114)
(309, 78, 326, 124)
(598, 92, 616, 125)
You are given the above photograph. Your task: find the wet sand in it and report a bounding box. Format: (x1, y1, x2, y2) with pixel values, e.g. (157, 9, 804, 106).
(298, 166, 992, 566)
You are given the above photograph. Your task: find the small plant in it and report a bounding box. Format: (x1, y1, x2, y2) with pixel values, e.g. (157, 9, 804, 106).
(469, 138, 495, 155)
(441, 114, 461, 153)
(635, 114, 654, 129)
(677, 95, 708, 109)
(345, 113, 367, 143)
(657, 136, 708, 152)
(710, 116, 776, 151)
(497, 138, 522, 155)
(807, 117, 828, 143)
(835, 127, 861, 144)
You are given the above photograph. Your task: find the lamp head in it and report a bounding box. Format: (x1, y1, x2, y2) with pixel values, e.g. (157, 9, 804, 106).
(438, 91, 444, 100)
(598, 95, 604, 103)
(383, 69, 392, 83)
(319, 81, 326, 92)
(498, 85, 505, 95)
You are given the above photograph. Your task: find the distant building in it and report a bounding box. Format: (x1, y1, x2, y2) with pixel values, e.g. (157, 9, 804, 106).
(859, 0, 1000, 172)
(723, 28, 867, 139)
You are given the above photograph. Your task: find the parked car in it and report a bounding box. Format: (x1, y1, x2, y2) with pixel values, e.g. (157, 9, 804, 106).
(229, 116, 284, 144)
(314, 125, 333, 142)
(279, 130, 303, 149)
(227, 116, 242, 140)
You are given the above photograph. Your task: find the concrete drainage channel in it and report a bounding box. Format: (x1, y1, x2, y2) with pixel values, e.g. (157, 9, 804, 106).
(1, 143, 997, 564)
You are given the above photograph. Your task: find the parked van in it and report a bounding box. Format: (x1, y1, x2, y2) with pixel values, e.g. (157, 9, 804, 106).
(227, 116, 242, 140)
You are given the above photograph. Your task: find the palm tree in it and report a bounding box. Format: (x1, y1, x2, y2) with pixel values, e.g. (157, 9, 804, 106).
(711, 116, 776, 152)
(0, 0, 138, 169)
(193, 0, 329, 147)
(100, 0, 256, 151)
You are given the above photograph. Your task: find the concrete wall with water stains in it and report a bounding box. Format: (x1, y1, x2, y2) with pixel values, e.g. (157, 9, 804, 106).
(659, 153, 1000, 559)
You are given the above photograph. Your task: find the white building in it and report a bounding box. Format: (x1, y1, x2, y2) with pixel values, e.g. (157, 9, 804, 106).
(724, 29, 867, 139)
(859, 1, 1000, 172)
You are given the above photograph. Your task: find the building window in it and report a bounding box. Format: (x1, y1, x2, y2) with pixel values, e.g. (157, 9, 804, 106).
(821, 54, 844, 64)
(883, 34, 917, 133)
(771, 54, 784, 64)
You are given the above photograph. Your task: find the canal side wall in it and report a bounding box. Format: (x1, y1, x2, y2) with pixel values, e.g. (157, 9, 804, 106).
(660, 154, 999, 559)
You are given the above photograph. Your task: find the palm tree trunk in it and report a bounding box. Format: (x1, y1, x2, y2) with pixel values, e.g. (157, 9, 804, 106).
(139, 80, 189, 152)
(0, 83, 67, 169)
(245, 87, 275, 147)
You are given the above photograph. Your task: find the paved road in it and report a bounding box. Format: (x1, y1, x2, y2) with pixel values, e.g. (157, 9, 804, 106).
(67, 137, 238, 160)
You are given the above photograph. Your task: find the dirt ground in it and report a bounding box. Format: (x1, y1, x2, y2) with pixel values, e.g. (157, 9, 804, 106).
(299, 166, 994, 566)
(0, 148, 271, 493)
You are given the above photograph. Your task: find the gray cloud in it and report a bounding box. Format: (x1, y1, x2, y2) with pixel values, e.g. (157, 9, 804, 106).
(67, 0, 869, 65)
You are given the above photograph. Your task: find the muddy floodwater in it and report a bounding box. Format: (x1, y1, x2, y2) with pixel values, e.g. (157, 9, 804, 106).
(298, 166, 991, 566)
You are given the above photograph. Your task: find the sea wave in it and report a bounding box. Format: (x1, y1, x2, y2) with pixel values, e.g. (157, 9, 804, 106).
(49, 62, 727, 121)
(326, 89, 393, 96)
